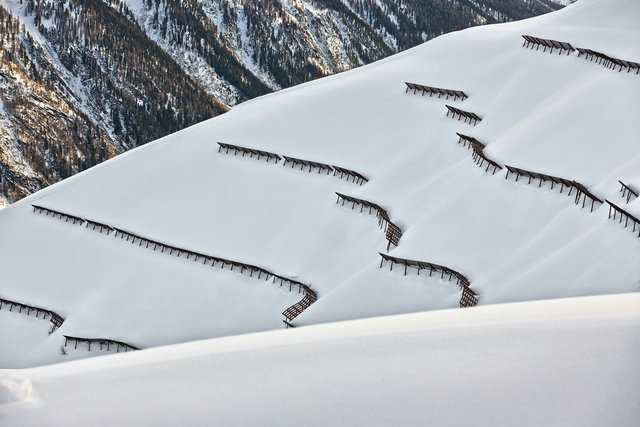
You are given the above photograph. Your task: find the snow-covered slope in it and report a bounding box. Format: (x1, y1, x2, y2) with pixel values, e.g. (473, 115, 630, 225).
(1, 294, 639, 426)
(0, 0, 638, 368)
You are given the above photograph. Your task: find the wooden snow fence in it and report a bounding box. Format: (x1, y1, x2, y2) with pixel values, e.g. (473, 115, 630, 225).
(606, 200, 640, 238)
(521, 35, 575, 55)
(456, 133, 502, 175)
(85, 219, 115, 235)
(63, 335, 139, 352)
(282, 288, 318, 327)
(445, 105, 482, 126)
(283, 156, 333, 174)
(404, 82, 468, 101)
(32, 205, 84, 225)
(110, 227, 318, 325)
(283, 157, 369, 185)
(335, 193, 402, 251)
(576, 48, 640, 74)
(332, 165, 368, 185)
(378, 253, 478, 308)
(504, 166, 603, 212)
(217, 142, 367, 185)
(33, 206, 318, 326)
(619, 181, 639, 203)
(0, 296, 65, 331)
(217, 142, 282, 163)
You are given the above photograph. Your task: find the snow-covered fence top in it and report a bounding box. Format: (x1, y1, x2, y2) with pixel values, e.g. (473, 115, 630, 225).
(63, 335, 139, 352)
(335, 192, 402, 251)
(576, 48, 640, 74)
(619, 181, 638, 203)
(521, 35, 575, 54)
(503, 166, 603, 212)
(378, 253, 478, 308)
(606, 200, 640, 238)
(456, 133, 502, 175)
(404, 82, 467, 101)
(217, 142, 282, 163)
(0, 296, 65, 330)
(445, 105, 482, 126)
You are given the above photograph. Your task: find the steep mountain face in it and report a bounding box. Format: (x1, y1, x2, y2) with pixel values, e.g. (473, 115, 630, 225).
(0, 0, 223, 207)
(0, 0, 564, 207)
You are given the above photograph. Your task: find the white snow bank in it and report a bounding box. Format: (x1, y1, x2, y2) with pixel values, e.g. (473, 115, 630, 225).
(0, 375, 32, 404)
(1, 293, 638, 426)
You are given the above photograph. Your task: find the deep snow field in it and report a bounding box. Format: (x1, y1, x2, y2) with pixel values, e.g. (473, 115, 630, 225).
(0, 0, 638, 423)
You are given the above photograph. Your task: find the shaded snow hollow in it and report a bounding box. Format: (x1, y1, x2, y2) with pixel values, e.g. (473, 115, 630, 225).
(0, 0, 638, 368)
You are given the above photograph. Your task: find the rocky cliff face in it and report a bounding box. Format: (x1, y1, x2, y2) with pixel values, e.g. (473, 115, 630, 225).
(0, 0, 564, 207)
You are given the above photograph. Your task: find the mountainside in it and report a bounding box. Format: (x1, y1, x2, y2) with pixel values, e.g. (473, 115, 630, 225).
(0, 0, 637, 369)
(0, 0, 224, 207)
(0, 0, 564, 207)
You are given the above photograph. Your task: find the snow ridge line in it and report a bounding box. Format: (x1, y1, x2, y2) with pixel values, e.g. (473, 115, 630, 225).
(217, 142, 368, 185)
(335, 192, 402, 251)
(522, 34, 640, 75)
(378, 253, 478, 308)
(404, 82, 468, 101)
(0, 296, 64, 332)
(31, 205, 318, 327)
(605, 200, 640, 238)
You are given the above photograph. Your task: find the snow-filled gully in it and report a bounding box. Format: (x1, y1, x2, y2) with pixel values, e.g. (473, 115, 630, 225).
(31, 204, 318, 328)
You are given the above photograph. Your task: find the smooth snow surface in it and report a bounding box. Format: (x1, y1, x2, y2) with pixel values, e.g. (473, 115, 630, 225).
(1, 294, 638, 426)
(0, 0, 639, 367)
